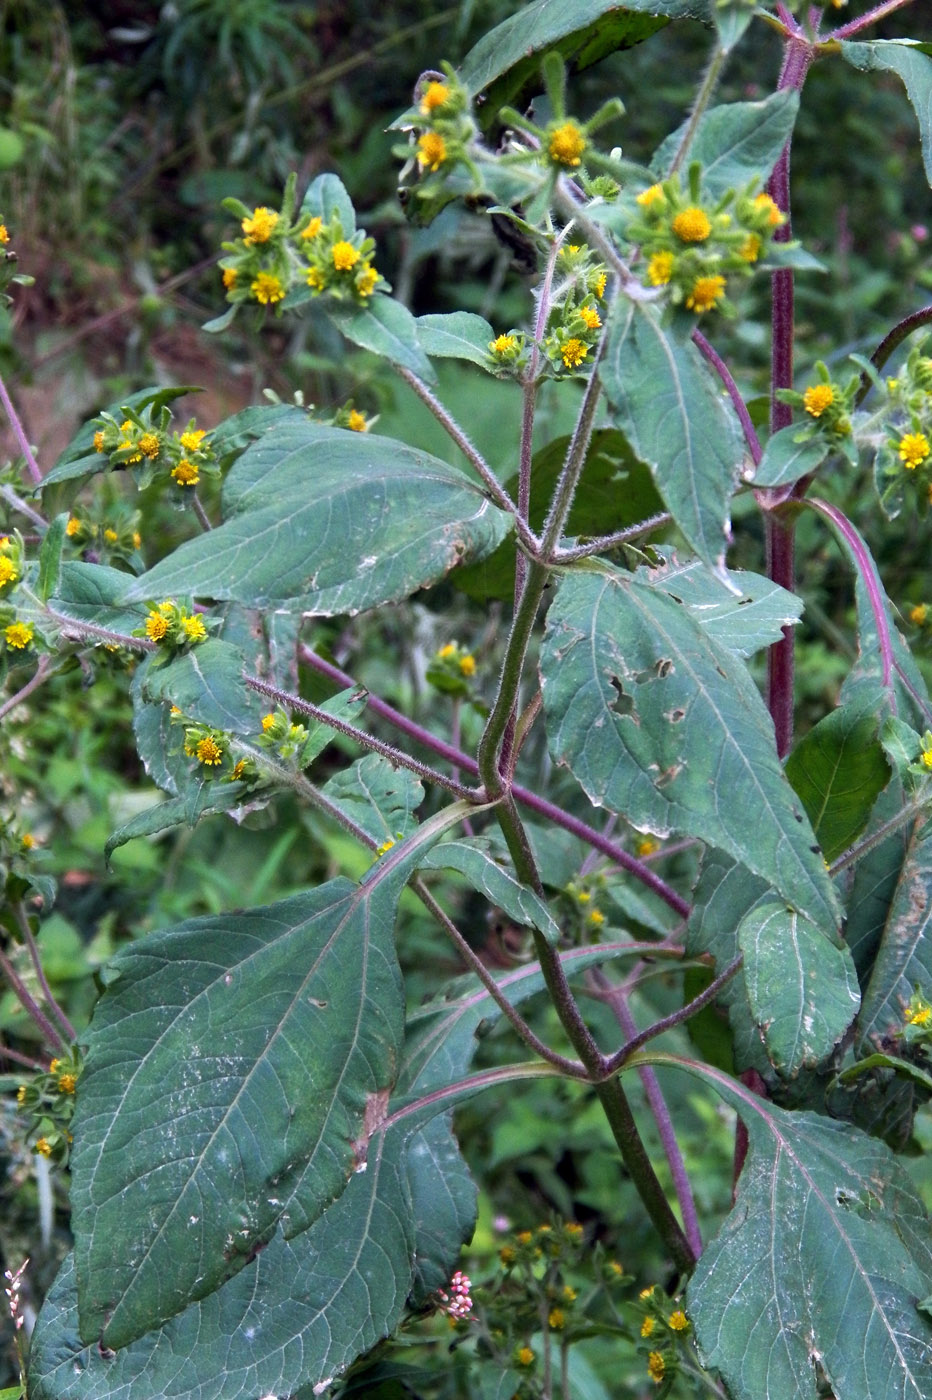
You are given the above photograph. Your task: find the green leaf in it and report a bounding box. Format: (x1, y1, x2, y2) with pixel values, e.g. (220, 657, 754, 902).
(541, 565, 840, 931)
(208, 402, 306, 466)
(22, 562, 147, 642)
(301, 171, 357, 235)
(104, 784, 251, 863)
(858, 817, 932, 1053)
(36, 513, 66, 602)
(651, 92, 799, 195)
(459, 0, 706, 110)
(840, 40, 932, 187)
(329, 297, 436, 384)
(679, 1062, 932, 1400)
(405, 1112, 477, 1300)
(638, 547, 803, 657)
(601, 299, 743, 571)
(71, 821, 449, 1347)
(752, 425, 829, 489)
(737, 900, 860, 1074)
(845, 782, 912, 985)
(39, 387, 200, 489)
(712, 3, 753, 52)
(785, 704, 891, 864)
(416, 312, 497, 370)
(419, 836, 562, 941)
(121, 420, 512, 613)
(137, 639, 263, 734)
(299, 684, 369, 764)
(320, 754, 424, 846)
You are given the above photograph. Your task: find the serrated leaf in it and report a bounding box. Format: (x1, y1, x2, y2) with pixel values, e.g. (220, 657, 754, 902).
(601, 299, 743, 571)
(39, 387, 200, 488)
(652, 92, 799, 194)
(416, 311, 497, 369)
(120, 421, 512, 613)
(321, 754, 423, 846)
(738, 900, 859, 1074)
(785, 705, 891, 864)
(71, 823, 447, 1347)
(540, 566, 840, 931)
(137, 639, 262, 734)
(638, 547, 803, 656)
(680, 1062, 932, 1400)
(752, 425, 829, 489)
(459, 0, 705, 109)
(329, 297, 436, 384)
(858, 816, 932, 1053)
(419, 836, 561, 941)
(840, 40, 932, 187)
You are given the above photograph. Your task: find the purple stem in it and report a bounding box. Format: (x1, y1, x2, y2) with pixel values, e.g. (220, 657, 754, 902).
(806, 497, 894, 693)
(0, 372, 42, 485)
(693, 330, 762, 466)
(299, 644, 692, 919)
(858, 303, 932, 405)
(592, 971, 703, 1259)
(830, 0, 916, 39)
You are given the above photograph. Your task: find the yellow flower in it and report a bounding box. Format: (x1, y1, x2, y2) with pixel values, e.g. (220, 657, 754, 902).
(66, 517, 81, 537)
(647, 1352, 665, 1384)
(647, 250, 674, 286)
(241, 207, 279, 244)
(138, 432, 160, 459)
(230, 759, 249, 781)
(898, 431, 930, 469)
(908, 1005, 932, 1026)
(132, 532, 142, 549)
(104, 529, 118, 544)
(685, 274, 726, 313)
(250, 272, 285, 305)
(668, 1309, 689, 1331)
(300, 216, 323, 241)
(347, 410, 368, 432)
(145, 611, 169, 642)
(499, 1244, 516, 1266)
(306, 266, 325, 290)
(419, 81, 451, 115)
(562, 1284, 577, 1300)
(261, 713, 276, 732)
(641, 1316, 656, 1338)
(636, 184, 666, 208)
(490, 334, 517, 356)
(49, 1059, 61, 1074)
(588, 909, 605, 926)
(516, 1230, 533, 1245)
(417, 131, 447, 173)
(355, 262, 379, 298)
(0, 224, 9, 244)
(592, 271, 607, 299)
(739, 233, 761, 262)
(376, 837, 396, 857)
(637, 836, 659, 857)
(922, 748, 932, 770)
(222, 267, 238, 290)
(57, 1073, 77, 1093)
(4, 622, 33, 650)
(93, 429, 106, 452)
(180, 429, 207, 452)
(671, 206, 712, 243)
(0, 556, 18, 586)
(181, 615, 207, 643)
(561, 338, 589, 369)
(910, 604, 928, 626)
(172, 459, 200, 487)
(459, 653, 476, 677)
(21, 833, 34, 849)
(640, 1286, 656, 1300)
(332, 240, 361, 271)
(35, 1138, 53, 1158)
(754, 192, 785, 226)
(548, 1308, 565, 1330)
(516, 1347, 535, 1368)
(803, 384, 836, 418)
(579, 305, 601, 329)
(548, 122, 586, 168)
(16, 1085, 26, 1104)
(196, 736, 223, 766)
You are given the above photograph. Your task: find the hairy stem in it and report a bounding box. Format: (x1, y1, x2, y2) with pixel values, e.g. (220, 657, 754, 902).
(667, 44, 726, 176)
(693, 329, 762, 467)
(0, 372, 42, 485)
(0, 944, 69, 1052)
(0, 654, 54, 723)
(12, 902, 77, 1045)
(858, 303, 932, 405)
(806, 497, 894, 695)
(829, 0, 916, 39)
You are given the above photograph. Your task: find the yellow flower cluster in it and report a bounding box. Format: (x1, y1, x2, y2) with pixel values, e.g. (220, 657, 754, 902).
(631, 174, 786, 317)
(93, 409, 217, 495)
(16, 1049, 83, 1167)
(139, 599, 209, 651)
(540, 243, 610, 375)
(402, 66, 475, 190)
(427, 639, 478, 696)
(878, 339, 932, 510)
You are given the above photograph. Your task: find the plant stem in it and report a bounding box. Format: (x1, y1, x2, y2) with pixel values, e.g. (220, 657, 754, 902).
(0, 1041, 45, 1071)
(411, 877, 590, 1079)
(553, 511, 672, 562)
(828, 799, 924, 878)
(0, 372, 42, 485)
(667, 44, 726, 176)
(766, 511, 796, 757)
(540, 340, 607, 558)
(12, 902, 77, 1044)
(829, 0, 916, 39)
(602, 955, 743, 1073)
(805, 497, 894, 694)
(299, 643, 692, 917)
(0, 484, 48, 532)
(191, 493, 212, 531)
(0, 653, 54, 722)
(857, 303, 932, 404)
(243, 672, 481, 801)
(693, 330, 762, 467)
(0, 944, 69, 1052)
